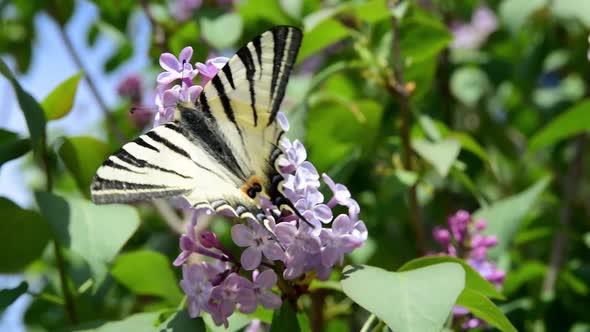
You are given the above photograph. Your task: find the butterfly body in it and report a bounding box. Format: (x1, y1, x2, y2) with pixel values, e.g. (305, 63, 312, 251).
(91, 26, 302, 225)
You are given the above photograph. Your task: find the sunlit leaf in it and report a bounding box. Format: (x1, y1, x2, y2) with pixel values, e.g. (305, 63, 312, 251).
(400, 14, 451, 63)
(529, 99, 590, 152)
(201, 13, 243, 50)
(72, 312, 160, 332)
(341, 263, 464, 332)
(474, 177, 551, 257)
(450, 66, 490, 107)
(41, 72, 83, 121)
(413, 138, 461, 177)
(399, 256, 504, 300)
(157, 311, 205, 332)
(0, 197, 50, 273)
(35, 192, 140, 284)
(57, 136, 109, 199)
(456, 289, 517, 332)
(111, 250, 183, 305)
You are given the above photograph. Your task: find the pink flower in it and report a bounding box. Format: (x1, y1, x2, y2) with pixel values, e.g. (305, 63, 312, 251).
(195, 57, 229, 85)
(157, 47, 198, 85)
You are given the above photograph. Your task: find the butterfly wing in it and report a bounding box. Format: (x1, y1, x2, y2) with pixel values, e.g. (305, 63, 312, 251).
(91, 26, 302, 221)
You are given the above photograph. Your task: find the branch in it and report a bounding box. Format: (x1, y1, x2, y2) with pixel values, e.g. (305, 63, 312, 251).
(153, 200, 186, 234)
(139, 0, 166, 53)
(387, 1, 426, 255)
(56, 23, 127, 143)
(52, 239, 78, 324)
(542, 134, 587, 296)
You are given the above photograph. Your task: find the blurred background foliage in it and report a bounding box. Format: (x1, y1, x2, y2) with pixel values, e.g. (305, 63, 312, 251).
(1, 0, 590, 331)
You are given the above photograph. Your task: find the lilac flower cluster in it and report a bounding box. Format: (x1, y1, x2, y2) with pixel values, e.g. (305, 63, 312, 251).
(433, 210, 505, 330)
(154, 47, 228, 126)
(154, 49, 368, 326)
(450, 6, 498, 50)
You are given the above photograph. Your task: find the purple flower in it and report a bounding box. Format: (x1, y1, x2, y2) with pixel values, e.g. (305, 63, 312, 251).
(195, 57, 229, 85)
(173, 0, 202, 22)
(449, 210, 471, 242)
(180, 264, 213, 318)
(210, 273, 256, 324)
(157, 47, 197, 85)
(450, 6, 497, 49)
(275, 221, 322, 280)
(278, 138, 307, 173)
(117, 73, 143, 102)
(319, 214, 364, 267)
(252, 270, 282, 309)
(231, 220, 284, 270)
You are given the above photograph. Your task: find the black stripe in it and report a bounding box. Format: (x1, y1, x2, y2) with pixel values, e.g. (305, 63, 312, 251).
(103, 159, 137, 173)
(253, 36, 263, 73)
(211, 76, 240, 133)
(178, 104, 248, 181)
(222, 64, 236, 90)
(92, 176, 169, 191)
(270, 146, 282, 163)
(270, 27, 288, 104)
(146, 131, 191, 160)
(199, 93, 214, 120)
(235, 205, 248, 216)
(135, 137, 159, 152)
(236, 46, 259, 126)
(211, 200, 226, 209)
(269, 27, 302, 125)
(116, 148, 192, 179)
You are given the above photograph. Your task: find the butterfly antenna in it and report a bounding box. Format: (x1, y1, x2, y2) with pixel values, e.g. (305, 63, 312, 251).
(277, 196, 316, 229)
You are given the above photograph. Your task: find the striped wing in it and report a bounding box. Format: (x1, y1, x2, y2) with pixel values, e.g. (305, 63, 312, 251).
(91, 26, 302, 221)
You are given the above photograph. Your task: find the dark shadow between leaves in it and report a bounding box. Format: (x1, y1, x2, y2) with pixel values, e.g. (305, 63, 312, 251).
(341, 264, 365, 280)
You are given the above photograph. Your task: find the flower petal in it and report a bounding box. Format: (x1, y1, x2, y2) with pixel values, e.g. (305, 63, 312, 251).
(241, 246, 262, 270)
(156, 71, 178, 85)
(159, 52, 180, 72)
(262, 242, 285, 261)
(231, 224, 255, 246)
(254, 270, 278, 289)
(258, 291, 282, 309)
(179, 46, 194, 65)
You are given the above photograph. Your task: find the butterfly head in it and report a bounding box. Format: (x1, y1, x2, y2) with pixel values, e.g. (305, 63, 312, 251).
(241, 176, 264, 199)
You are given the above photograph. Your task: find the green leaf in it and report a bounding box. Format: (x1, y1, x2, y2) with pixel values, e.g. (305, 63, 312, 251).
(448, 132, 490, 163)
(238, 0, 294, 26)
(201, 13, 243, 50)
(0, 129, 31, 166)
(499, 0, 546, 32)
(450, 66, 490, 107)
(35, 192, 140, 284)
(203, 312, 251, 332)
(111, 250, 183, 305)
(356, 0, 390, 23)
(398, 256, 504, 300)
(0, 197, 50, 273)
(341, 263, 465, 332)
(503, 261, 546, 295)
(279, 0, 303, 20)
(529, 99, 590, 152)
(156, 311, 205, 332)
(0, 281, 28, 314)
(41, 72, 83, 121)
(57, 136, 109, 198)
(474, 177, 551, 257)
(298, 19, 351, 63)
(270, 301, 300, 332)
(169, 22, 200, 56)
(412, 138, 461, 177)
(456, 289, 517, 332)
(72, 312, 160, 332)
(400, 15, 451, 64)
(0, 58, 46, 159)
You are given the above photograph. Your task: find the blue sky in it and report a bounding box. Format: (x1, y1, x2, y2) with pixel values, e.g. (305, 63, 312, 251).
(0, 1, 151, 329)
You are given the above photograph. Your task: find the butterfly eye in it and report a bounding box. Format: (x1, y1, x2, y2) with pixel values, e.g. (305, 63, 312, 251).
(246, 187, 257, 198)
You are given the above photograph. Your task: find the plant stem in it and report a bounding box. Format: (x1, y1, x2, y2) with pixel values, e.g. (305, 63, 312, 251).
(542, 134, 587, 296)
(55, 22, 126, 143)
(360, 314, 377, 332)
(387, 1, 426, 255)
(53, 239, 78, 324)
(310, 290, 326, 332)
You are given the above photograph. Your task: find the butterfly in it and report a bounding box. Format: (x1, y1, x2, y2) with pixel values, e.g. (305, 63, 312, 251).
(90, 26, 303, 227)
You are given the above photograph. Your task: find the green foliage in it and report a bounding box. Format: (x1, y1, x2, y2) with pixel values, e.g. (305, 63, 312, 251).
(201, 13, 244, 50)
(456, 289, 517, 332)
(36, 192, 140, 283)
(270, 302, 300, 332)
(57, 136, 109, 198)
(111, 250, 183, 305)
(0, 129, 31, 166)
(341, 263, 465, 332)
(298, 19, 350, 63)
(529, 99, 590, 152)
(474, 177, 551, 257)
(0, 281, 28, 314)
(41, 72, 83, 121)
(0, 197, 50, 272)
